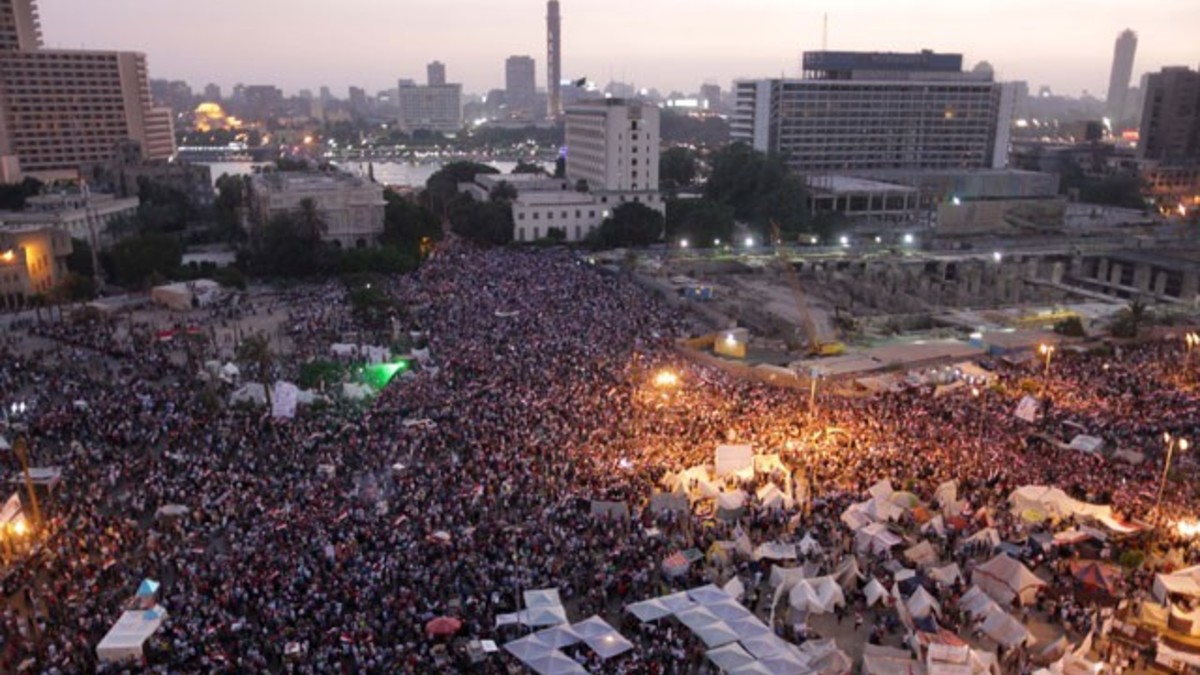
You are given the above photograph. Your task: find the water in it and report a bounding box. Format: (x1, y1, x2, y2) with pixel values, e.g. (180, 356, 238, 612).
(199, 160, 555, 189)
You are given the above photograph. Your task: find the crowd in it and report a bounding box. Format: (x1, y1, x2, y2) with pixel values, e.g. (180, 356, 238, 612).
(1, 243, 1199, 674)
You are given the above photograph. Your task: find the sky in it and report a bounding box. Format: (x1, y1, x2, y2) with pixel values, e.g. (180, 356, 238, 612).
(37, 0, 1200, 99)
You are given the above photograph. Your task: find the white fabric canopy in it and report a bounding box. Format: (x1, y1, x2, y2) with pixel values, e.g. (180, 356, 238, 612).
(856, 522, 903, 554)
(572, 616, 633, 659)
(626, 598, 672, 622)
(709, 643, 757, 671)
(715, 444, 754, 478)
(864, 578, 888, 607)
(930, 563, 964, 587)
(754, 542, 798, 561)
(972, 553, 1046, 606)
(788, 575, 845, 614)
(96, 606, 168, 663)
(905, 541, 939, 567)
(981, 608, 1030, 647)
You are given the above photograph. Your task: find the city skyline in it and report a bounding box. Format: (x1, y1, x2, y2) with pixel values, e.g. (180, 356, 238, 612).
(37, 0, 1200, 99)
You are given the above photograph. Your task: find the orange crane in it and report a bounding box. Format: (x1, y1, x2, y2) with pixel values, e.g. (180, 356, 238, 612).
(770, 221, 845, 357)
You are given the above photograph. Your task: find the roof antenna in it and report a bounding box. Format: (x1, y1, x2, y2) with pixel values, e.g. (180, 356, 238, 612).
(822, 13, 828, 50)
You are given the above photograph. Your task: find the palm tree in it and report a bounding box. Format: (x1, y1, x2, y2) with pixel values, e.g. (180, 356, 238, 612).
(237, 333, 274, 408)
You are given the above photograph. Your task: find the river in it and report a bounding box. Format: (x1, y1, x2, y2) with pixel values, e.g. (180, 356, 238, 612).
(198, 160, 555, 189)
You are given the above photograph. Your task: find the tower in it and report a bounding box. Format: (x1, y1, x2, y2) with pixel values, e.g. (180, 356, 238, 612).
(547, 0, 561, 118)
(427, 61, 446, 87)
(1106, 29, 1137, 125)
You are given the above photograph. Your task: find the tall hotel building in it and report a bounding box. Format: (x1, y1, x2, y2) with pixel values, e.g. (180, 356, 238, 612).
(0, 0, 175, 182)
(732, 50, 1013, 175)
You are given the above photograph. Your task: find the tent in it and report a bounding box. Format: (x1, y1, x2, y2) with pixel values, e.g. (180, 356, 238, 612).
(726, 614, 772, 639)
(572, 616, 633, 659)
(856, 522, 903, 555)
(907, 586, 942, 619)
(1008, 485, 1114, 524)
(723, 577, 746, 602)
(798, 533, 823, 556)
(863, 643, 923, 675)
(1071, 561, 1120, 594)
(929, 563, 963, 587)
(626, 598, 672, 622)
(532, 625, 581, 649)
(523, 651, 589, 675)
(841, 503, 874, 531)
(650, 491, 689, 515)
(709, 643, 756, 672)
(716, 490, 748, 519)
(981, 609, 1030, 647)
(958, 586, 999, 619)
(757, 483, 794, 510)
(96, 606, 168, 663)
(1155, 564, 1200, 602)
(864, 578, 888, 607)
(1068, 435, 1104, 453)
(869, 479, 895, 500)
(833, 556, 865, 589)
(341, 383, 375, 401)
(788, 575, 845, 614)
(864, 497, 905, 522)
(959, 528, 1001, 551)
(229, 383, 267, 406)
(934, 481, 958, 513)
(688, 584, 734, 606)
(905, 541, 940, 567)
(754, 542, 797, 562)
(972, 554, 1046, 606)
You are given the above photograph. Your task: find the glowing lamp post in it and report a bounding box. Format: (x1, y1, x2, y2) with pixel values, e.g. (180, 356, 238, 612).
(653, 370, 679, 389)
(1185, 332, 1199, 379)
(1038, 343, 1055, 392)
(1156, 433, 1190, 523)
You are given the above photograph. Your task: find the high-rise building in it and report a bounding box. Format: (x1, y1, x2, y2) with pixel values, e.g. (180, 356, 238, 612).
(427, 61, 446, 87)
(1105, 29, 1137, 124)
(1137, 66, 1200, 212)
(565, 98, 660, 194)
(348, 86, 367, 115)
(547, 0, 562, 118)
(700, 83, 721, 111)
(505, 55, 537, 117)
(398, 79, 462, 133)
(0, 0, 40, 52)
(0, 0, 175, 181)
(320, 85, 332, 102)
(732, 50, 1011, 174)
(203, 83, 222, 102)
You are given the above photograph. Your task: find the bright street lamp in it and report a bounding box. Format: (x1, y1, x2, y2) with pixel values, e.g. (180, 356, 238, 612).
(653, 370, 680, 389)
(839, 236, 849, 247)
(744, 236, 754, 247)
(1038, 343, 1056, 386)
(992, 251, 1003, 263)
(1156, 433, 1191, 521)
(903, 233, 914, 245)
(680, 239, 689, 249)
(713, 238, 721, 246)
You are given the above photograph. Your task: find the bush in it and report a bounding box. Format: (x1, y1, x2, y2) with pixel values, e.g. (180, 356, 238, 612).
(1117, 549, 1145, 570)
(213, 266, 248, 290)
(1053, 316, 1086, 337)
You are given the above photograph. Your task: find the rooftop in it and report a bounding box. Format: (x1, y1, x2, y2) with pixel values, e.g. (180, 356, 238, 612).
(805, 176, 916, 195)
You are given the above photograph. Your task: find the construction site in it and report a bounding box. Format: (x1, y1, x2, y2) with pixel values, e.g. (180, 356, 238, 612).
(633, 230, 1200, 387)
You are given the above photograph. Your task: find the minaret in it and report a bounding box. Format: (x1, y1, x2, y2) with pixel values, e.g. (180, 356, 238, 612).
(547, 0, 562, 118)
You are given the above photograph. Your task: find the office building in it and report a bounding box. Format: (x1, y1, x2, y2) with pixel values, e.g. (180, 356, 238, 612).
(348, 86, 368, 115)
(700, 83, 721, 111)
(203, 83, 222, 102)
(732, 50, 1011, 175)
(248, 171, 386, 249)
(565, 98, 660, 193)
(242, 85, 285, 122)
(0, 0, 175, 182)
(0, 224, 72, 308)
(427, 61, 446, 87)
(1105, 30, 1137, 125)
(2, 190, 139, 247)
(505, 55, 537, 117)
(1138, 66, 1200, 212)
(398, 66, 462, 133)
(0, 0, 40, 52)
(547, 0, 562, 118)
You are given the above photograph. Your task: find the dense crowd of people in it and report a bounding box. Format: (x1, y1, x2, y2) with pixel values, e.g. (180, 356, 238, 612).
(1, 243, 1199, 674)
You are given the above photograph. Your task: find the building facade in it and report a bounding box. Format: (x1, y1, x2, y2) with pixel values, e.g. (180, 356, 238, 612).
(546, 0, 561, 118)
(0, 224, 72, 308)
(0, 0, 174, 182)
(247, 171, 385, 249)
(1105, 30, 1137, 124)
(732, 50, 1011, 175)
(398, 66, 462, 134)
(1138, 66, 1200, 213)
(505, 55, 537, 118)
(565, 98, 661, 194)
(2, 191, 139, 248)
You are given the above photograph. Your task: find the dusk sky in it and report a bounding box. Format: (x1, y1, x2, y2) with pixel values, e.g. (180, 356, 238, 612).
(38, 0, 1200, 99)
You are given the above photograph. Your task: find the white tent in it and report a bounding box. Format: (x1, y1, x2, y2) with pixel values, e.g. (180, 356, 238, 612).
(341, 382, 375, 401)
(864, 578, 888, 607)
(709, 643, 757, 671)
(229, 383, 267, 406)
(754, 454, 789, 479)
(960, 528, 1001, 551)
(690, 621, 740, 648)
(788, 575, 845, 614)
(958, 586, 999, 619)
(981, 608, 1030, 647)
(741, 633, 796, 659)
(1154, 564, 1200, 602)
(757, 483, 794, 510)
(856, 522, 903, 554)
(523, 650, 589, 675)
(726, 614, 772, 639)
(1008, 485, 1114, 524)
(864, 497, 905, 522)
(798, 533, 823, 556)
(841, 503, 874, 531)
(717, 489, 748, 512)
(907, 586, 942, 619)
(834, 556, 864, 590)
(929, 563, 964, 587)
(869, 479, 894, 500)
(1068, 435, 1103, 453)
(905, 541, 939, 567)
(626, 598, 672, 622)
(688, 584, 734, 605)
(754, 542, 798, 562)
(723, 577, 746, 602)
(96, 606, 168, 663)
(972, 554, 1046, 606)
(572, 616, 633, 659)
(659, 591, 697, 614)
(533, 625, 582, 649)
(934, 480, 960, 515)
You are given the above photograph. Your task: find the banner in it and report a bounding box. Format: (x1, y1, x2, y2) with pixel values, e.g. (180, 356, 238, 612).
(272, 382, 299, 419)
(1014, 395, 1040, 423)
(0, 492, 20, 525)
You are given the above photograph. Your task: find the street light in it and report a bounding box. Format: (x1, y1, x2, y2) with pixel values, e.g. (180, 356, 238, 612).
(903, 233, 914, 245)
(839, 236, 849, 247)
(713, 238, 721, 247)
(1038, 343, 1056, 386)
(680, 239, 689, 249)
(1156, 433, 1191, 521)
(653, 370, 680, 389)
(744, 236, 754, 248)
(992, 251, 1003, 263)
(1185, 332, 1199, 378)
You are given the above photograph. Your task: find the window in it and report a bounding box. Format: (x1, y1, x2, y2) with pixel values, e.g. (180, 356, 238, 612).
(589, 210, 595, 217)
(518, 212, 526, 220)
(533, 212, 540, 219)
(575, 210, 581, 217)
(575, 225, 581, 239)
(633, 196, 640, 203)
(631, 158, 638, 165)
(561, 211, 567, 218)
(533, 226, 540, 239)
(632, 171, 638, 178)
(601, 197, 607, 203)
(518, 228, 526, 242)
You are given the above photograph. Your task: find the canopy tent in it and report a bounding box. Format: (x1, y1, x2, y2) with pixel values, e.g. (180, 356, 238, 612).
(688, 584, 735, 606)
(533, 625, 582, 649)
(523, 651, 589, 675)
(934, 481, 959, 514)
(756, 483, 794, 510)
(863, 643, 923, 675)
(907, 586, 942, 620)
(929, 563, 964, 587)
(841, 503, 874, 531)
(716, 490, 748, 519)
(856, 522, 903, 555)
(96, 606, 168, 663)
(1068, 435, 1104, 453)
(626, 598, 672, 622)
(869, 479, 895, 500)
(981, 608, 1030, 647)
(972, 554, 1046, 606)
(753, 454, 789, 479)
(675, 466, 721, 500)
(1008, 485, 1114, 525)
(834, 556, 865, 590)
(960, 528, 1001, 551)
(754, 542, 798, 562)
(865, 578, 888, 607)
(798, 533, 823, 556)
(708, 643, 757, 672)
(727, 614, 772, 640)
(1155, 565, 1200, 602)
(1070, 561, 1121, 594)
(572, 616, 633, 659)
(958, 586, 1001, 619)
(723, 577, 746, 602)
(659, 590, 697, 614)
(864, 497, 905, 522)
(230, 383, 267, 406)
(649, 491, 689, 515)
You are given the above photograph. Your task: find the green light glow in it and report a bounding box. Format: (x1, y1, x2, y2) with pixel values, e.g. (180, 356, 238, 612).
(363, 361, 408, 389)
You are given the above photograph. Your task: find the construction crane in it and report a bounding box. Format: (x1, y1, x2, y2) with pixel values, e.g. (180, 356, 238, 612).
(770, 221, 845, 357)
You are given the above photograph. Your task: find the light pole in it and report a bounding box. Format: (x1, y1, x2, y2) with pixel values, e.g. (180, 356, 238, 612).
(1185, 332, 1199, 381)
(1156, 433, 1189, 523)
(808, 368, 821, 420)
(12, 436, 42, 529)
(972, 386, 984, 444)
(1038, 343, 1056, 393)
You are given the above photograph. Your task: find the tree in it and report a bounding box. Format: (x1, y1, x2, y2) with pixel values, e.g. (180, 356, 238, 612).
(236, 334, 274, 409)
(0, 177, 43, 211)
(1110, 298, 1150, 338)
(489, 180, 518, 204)
(66, 238, 95, 277)
(591, 202, 663, 248)
(705, 143, 813, 236)
(544, 227, 566, 243)
(659, 109, 730, 146)
(382, 190, 442, 255)
(659, 147, 698, 190)
(344, 275, 393, 329)
(553, 156, 566, 178)
(425, 162, 499, 212)
(295, 197, 327, 243)
(105, 233, 182, 287)
(664, 198, 734, 244)
(446, 194, 513, 246)
(1053, 316, 1087, 337)
(1079, 176, 1147, 211)
(58, 272, 97, 302)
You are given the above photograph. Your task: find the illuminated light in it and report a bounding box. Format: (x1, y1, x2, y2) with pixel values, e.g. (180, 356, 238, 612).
(952, 196, 962, 206)
(744, 236, 754, 247)
(363, 361, 409, 389)
(304, 136, 314, 145)
(653, 370, 679, 388)
(1, 249, 14, 262)
(680, 239, 688, 249)
(713, 238, 721, 246)
(839, 236, 849, 246)
(810, 236, 819, 244)
(13, 520, 27, 536)
(874, 236, 882, 243)
(993, 251, 1003, 263)
(618, 458, 633, 470)
(1180, 205, 1188, 216)
(903, 233, 914, 244)
(1179, 520, 1200, 538)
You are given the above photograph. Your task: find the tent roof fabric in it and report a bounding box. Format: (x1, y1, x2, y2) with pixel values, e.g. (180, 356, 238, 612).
(96, 606, 169, 663)
(972, 553, 1046, 606)
(626, 598, 672, 622)
(708, 643, 756, 671)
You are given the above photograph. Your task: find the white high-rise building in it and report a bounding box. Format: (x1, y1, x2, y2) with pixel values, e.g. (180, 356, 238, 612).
(565, 98, 660, 195)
